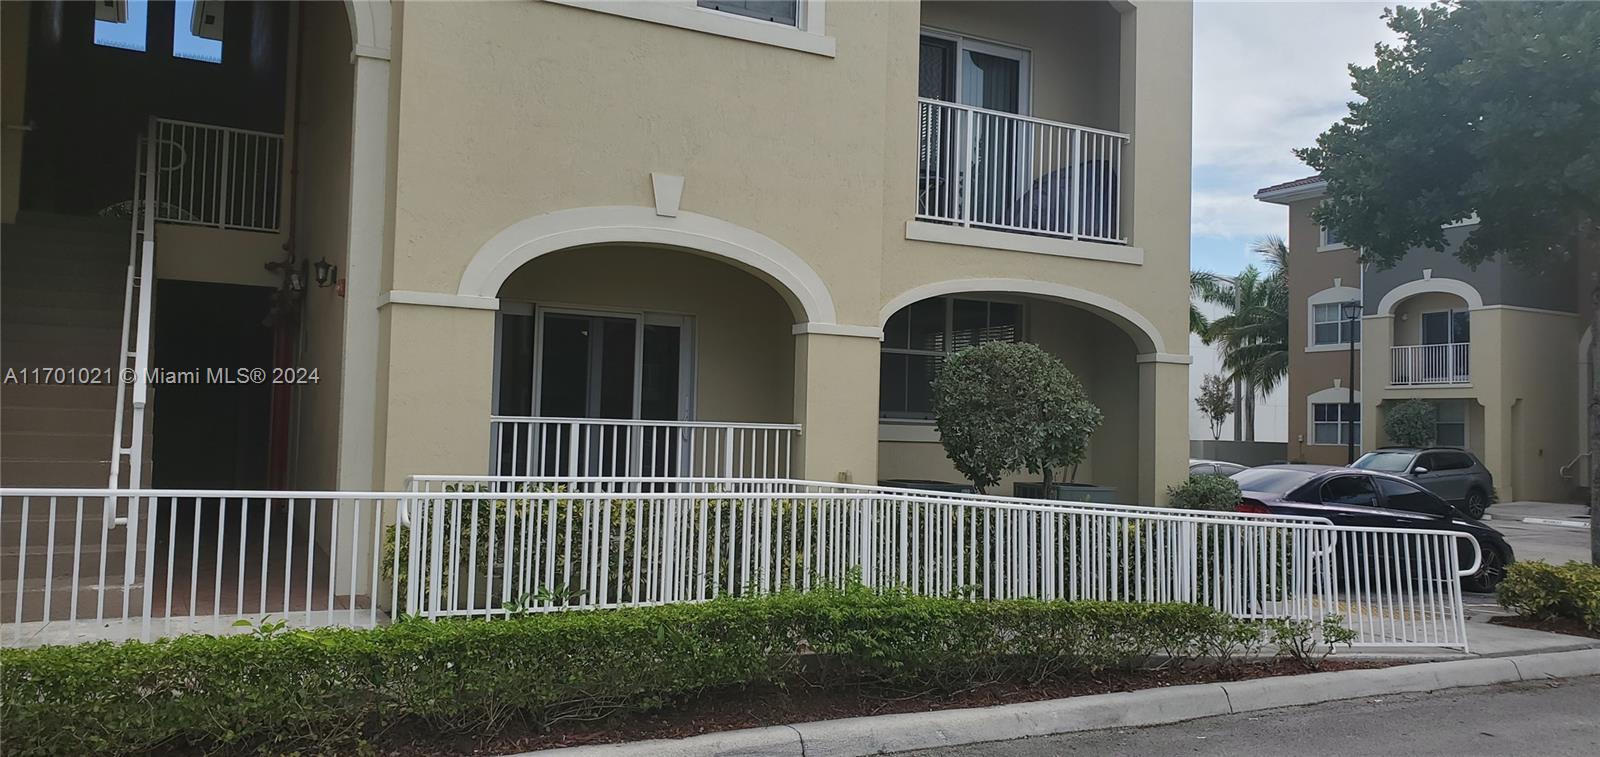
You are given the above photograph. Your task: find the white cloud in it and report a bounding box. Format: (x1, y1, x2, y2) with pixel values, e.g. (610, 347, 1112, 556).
(1191, 1, 1402, 244)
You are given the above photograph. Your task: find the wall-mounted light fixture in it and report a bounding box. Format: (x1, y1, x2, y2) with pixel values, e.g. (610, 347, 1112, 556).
(313, 257, 338, 288)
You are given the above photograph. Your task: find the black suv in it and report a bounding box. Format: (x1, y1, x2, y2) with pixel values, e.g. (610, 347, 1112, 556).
(1350, 447, 1495, 518)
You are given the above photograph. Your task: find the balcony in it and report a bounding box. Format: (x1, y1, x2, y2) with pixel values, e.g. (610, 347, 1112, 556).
(489, 417, 801, 479)
(915, 99, 1129, 245)
(1390, 343, 1470, 386)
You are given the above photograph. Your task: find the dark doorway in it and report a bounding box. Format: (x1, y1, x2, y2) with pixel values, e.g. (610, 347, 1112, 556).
(150, 280, 273, 489)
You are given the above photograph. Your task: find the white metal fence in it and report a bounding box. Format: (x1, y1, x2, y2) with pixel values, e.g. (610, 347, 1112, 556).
(1391, 343, 1471, 385)
(403, 476, 1480, 649)
(916, 98, 1128, 243)
(488, 417, 800, 479)
(149, 118, 285, 233)
(1, 479, 1480, 650)
(1, 490, 391, 646)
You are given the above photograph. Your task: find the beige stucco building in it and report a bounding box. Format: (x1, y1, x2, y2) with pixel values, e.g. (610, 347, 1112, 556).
(3, 0, 1194, 505)
(1257, 176, 1591, 503)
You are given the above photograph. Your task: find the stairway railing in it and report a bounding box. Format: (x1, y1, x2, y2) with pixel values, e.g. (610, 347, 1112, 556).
(108, 123, 156, 497)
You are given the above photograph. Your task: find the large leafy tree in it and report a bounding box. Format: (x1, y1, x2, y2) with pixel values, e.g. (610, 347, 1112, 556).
(1297, 1, 1599, 562)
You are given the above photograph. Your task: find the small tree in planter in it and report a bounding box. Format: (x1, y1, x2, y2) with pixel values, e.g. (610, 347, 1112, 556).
(932, 341, 1103, 494)
(1384, 399, 1437, 448)
(1196, 374, 1233, 441)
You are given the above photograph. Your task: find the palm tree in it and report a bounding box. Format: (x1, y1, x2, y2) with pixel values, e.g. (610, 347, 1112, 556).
(1195, 237, 1290, 441)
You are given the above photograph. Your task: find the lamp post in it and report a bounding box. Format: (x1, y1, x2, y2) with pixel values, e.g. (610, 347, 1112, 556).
(1341, 300, 1362, 464)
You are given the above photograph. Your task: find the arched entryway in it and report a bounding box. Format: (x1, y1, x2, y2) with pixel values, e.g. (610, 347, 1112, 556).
(875, 280, 1182, 504)
(490, 244, 801, 478)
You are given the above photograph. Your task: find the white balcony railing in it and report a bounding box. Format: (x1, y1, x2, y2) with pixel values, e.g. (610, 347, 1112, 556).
(488, 417, 801, 479)
(1391, 343, 1471, 386)
(916, 98, 1129, 244)
(150, 118, 284, 233)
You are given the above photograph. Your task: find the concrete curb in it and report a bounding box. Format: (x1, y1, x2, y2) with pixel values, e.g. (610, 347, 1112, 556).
(1480, 513, 1590, 529)
(527, 649, 1600, 757)
(1520, 517, 1590, 530)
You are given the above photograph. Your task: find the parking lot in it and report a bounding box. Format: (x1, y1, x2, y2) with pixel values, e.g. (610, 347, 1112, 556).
(1465, 500, 1591, 609)
(1484, 501, 1591, 564)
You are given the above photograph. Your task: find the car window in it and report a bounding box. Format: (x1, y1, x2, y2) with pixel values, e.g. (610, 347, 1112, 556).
(1233, 468, 1317, 495)
(1415, 453, 1440, 472)
(1320, 475, 1379, 507)
(1377, 477, 1447, 516)
(1352, 451, 1413, 473)
(1190, 464, 1215, 476)
(1439, 452, 1474, 471)
(1217, 463, 1248, 477)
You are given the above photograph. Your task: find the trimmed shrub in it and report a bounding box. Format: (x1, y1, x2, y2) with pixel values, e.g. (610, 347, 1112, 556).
(1383, 399, 1437, 448)
(1166, 474, 1243, 512)
(3, 593, 1262, 756)
(932, 342, 1103, 492)
(1497, 561, 1600, 632)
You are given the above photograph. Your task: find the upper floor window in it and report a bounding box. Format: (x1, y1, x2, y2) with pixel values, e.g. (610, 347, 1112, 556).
(1320, 225, 1343, 249)
(94, 0, 149, 52)
(881, 297, 1022, 420)
(698, 0, 798, 26)
(1312, 303, 1360, 346)
(174, 0, 224, 64)
(92, 0, 222, 63)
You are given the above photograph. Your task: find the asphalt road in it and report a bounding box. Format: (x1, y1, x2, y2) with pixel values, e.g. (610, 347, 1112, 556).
(897, 676, 1600, 757)
(1486, 515, 1590, 565)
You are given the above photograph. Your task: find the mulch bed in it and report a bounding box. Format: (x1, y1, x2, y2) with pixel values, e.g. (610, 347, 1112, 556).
(372, 659, 1399, 756)
(1490, 614, 1600, 640)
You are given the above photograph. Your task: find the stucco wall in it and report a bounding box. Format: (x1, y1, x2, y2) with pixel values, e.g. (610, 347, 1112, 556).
(497, 246, 796, 424)
(373, 0, 1192, 495)
(1285, 198, 1361, 464)
(289, 2, 356, 491)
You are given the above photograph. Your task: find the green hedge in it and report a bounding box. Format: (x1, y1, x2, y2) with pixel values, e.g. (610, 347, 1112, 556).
(1, 592, 1266, 756)
(1497, 560, 1600, 632)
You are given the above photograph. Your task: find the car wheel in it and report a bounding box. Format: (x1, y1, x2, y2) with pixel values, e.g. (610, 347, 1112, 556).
(1464, 489, 1488, 519)
(1461, 543, 1507, 593)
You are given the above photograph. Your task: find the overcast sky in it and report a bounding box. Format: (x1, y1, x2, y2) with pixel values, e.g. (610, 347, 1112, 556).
(1191, 0, 1401, 275)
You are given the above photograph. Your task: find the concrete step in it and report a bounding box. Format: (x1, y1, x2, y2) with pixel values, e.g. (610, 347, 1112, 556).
(0, 383, 119, 411)
(0, 301, 123, 329)
(0, 585, 148, 624)
(2, 405, 117, 435)
(0, 336, 124, 365)
(10, 211, 129, 235)
(0, 271, 129, 298)
(0, 460, 114, 488)
(0, 430, 123, 461)
(0, 544, 137, 579)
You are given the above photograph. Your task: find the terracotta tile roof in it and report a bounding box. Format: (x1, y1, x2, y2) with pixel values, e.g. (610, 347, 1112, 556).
(1254, 174, 1325, 196)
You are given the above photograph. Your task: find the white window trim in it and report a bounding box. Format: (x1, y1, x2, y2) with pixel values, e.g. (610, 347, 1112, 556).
(545, 0, 834, 57)
(1317, 225, 1350, 253)
(1307, 286, 1362, 352)
(1306, 386, 1361, 448)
